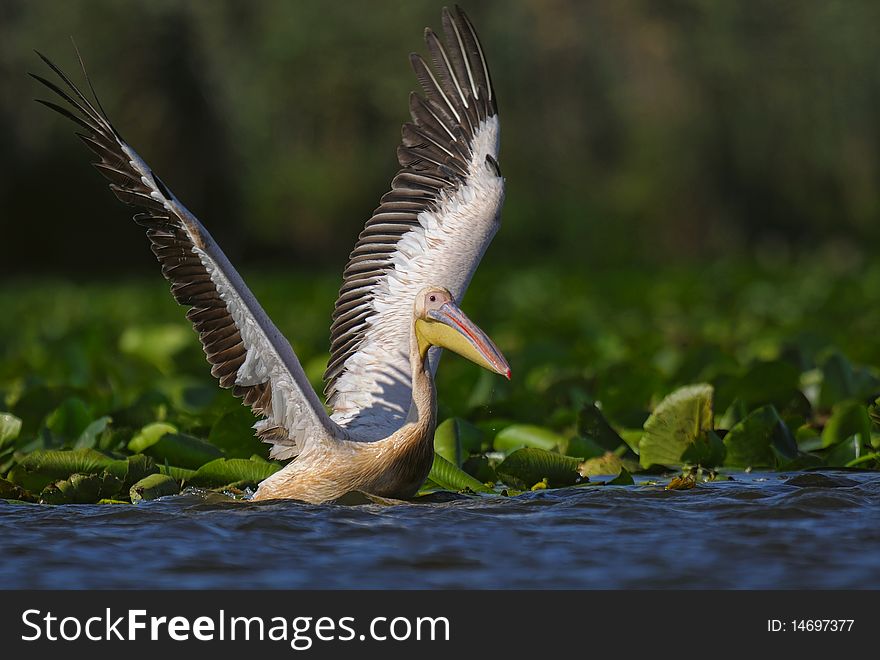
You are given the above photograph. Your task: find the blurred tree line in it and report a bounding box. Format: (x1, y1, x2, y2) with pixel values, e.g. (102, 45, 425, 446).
(1, 0, 879, 277)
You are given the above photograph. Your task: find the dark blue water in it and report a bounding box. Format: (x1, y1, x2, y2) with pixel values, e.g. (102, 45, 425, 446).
(2, 471, 878, 589)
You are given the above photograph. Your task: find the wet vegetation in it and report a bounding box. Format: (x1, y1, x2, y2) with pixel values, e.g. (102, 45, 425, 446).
(3, 252, 879, 504)
(3, 2, 880, 505)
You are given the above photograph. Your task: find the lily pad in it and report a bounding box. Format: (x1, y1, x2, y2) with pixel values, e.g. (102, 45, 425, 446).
(427, 453, 493, 494)
(821, 402, 872, 449)
(819, 352, 880, 409)
(119, 454, 159, 489)
(461, 455, 497, 483)
(639, 384, 714, 468)
(680, 429, 727, 468)
(45, 397, 94, 443)
(189, 457, 282, 488)
(494, 424, 567, 454)
(74, 415, 112, 449)
(128, 422, 178, 452)
(496, 447, 583, 489)
(0, 413, 22, 449)
(0, 477, 32, 502)
(578, 403, 625, 452)
(130, 473, 180, 502)
(158, 464, 198, 481)
(433, 417, 485, 465)
(40, 471, 122, 504)
(8, 448, 124, 493)
(129, 423, 223, 469)
(723, 405, 798, 468)
(608, 467, 635, 485)
(578, 452, 624, 477)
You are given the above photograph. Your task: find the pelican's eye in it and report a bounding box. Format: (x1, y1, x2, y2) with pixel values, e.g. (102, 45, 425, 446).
(429, 294, 437, 303)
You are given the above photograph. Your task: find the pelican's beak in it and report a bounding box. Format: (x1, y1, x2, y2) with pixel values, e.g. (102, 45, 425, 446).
(417, 301, 511, 379)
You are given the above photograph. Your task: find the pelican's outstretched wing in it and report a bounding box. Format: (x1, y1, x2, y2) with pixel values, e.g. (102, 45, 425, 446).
(324, 6, 504, 439)
(32, 52, 343, 460)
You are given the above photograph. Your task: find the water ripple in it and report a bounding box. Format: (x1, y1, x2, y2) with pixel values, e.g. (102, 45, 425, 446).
(1, 471, 879, 588)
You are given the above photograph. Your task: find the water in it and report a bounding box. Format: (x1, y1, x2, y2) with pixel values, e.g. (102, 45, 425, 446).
(2, 471, 879, 589)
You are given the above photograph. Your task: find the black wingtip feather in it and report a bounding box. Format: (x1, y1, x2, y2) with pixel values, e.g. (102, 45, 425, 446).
(70, 36, 113, 128)
(34, 98, 93, 132)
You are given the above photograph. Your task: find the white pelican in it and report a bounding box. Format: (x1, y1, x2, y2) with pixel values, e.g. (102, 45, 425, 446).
(33, 6, 507, 503)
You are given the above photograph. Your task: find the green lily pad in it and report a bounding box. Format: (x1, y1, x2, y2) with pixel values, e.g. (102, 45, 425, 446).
(74, 416, 112, 449)
(496, 447, 583, 489)
(639, 384, 714, 468)
(461, 455, 497, 483)
(578, 452, 624, 477)
(157, 464, 198, 482)
(680, 429, 727, 468)
(0, 477, 32, 502)
(433, 417, 485, 466)
(189, 457, 281, 488)
(40, 471, 122, 504)
(723, 405, 798, 468)
(608, 467, 635, 485)
(130, 473, 180, 502)
(8, 448, 124, 493)
(578, 403, 625, 452)
(819, 352, 880, 409)
(494, 424, 567, 454)
(127, 422, 177, 452)
(427, 453, 493, 494)
(45, 397, 93, 444)
(129, 424, 223, 469)
(0, 413, 22, 450)
(119, 454, 159, 489)
(822, 402, 872, 449)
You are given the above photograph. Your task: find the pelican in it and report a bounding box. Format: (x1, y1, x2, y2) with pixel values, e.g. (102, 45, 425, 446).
(32, 6, 507, 504)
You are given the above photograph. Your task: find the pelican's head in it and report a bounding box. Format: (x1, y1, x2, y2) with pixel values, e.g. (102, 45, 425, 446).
(414, 287, 510, 379)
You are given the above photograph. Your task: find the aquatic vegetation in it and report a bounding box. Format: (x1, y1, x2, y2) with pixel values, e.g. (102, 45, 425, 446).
(3, 257, 880, 504)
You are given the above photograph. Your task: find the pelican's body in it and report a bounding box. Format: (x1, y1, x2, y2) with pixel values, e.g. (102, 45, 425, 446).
(34, 6, 507, 504)
(256, 322, 438, 502)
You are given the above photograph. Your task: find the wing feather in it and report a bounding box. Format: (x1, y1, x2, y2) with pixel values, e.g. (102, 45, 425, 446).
(33, 52, 344, 459)
(324, 6, 504, 439)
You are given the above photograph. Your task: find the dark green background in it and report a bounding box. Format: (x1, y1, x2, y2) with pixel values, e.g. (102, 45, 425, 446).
(3, 0, 879, 276)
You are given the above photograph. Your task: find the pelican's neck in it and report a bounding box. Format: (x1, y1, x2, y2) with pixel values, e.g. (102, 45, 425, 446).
(407, 321, 436, 429)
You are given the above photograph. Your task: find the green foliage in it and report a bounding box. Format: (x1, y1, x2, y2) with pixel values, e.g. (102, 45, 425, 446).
(819, 353, 880, 409)
(129, 426, 223, 470)
(496, 448, 583, 489)
(578, 452, 625, 477)
(0, 414, 22, 448)
(5, 1, 880, 277)
(821, 402, 872, 449)
(494, 424, 567, 454)
(426, 454, 493, 494)
(41, 472, 122, 505)
(189, 458, 281, 489)
(3, 257, 880, 504)
(723, 406, 798, 468)
(433, 418, 485, 466)
(130, 474, 179, 503)
(608, 468, 635, 486)
(639, 384, 714, 468)
(681, 430, 727, 469)
(8, 448, 124, 494)
(578, 404, 626, 452)
(208, 409, 268, 459)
